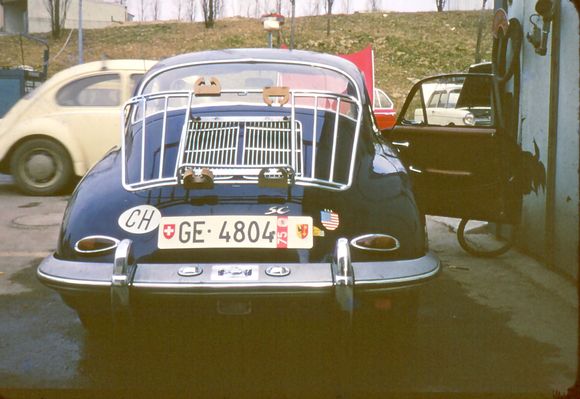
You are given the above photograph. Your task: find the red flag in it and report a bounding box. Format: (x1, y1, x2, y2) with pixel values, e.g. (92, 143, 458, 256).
(338, 45, 375, 103)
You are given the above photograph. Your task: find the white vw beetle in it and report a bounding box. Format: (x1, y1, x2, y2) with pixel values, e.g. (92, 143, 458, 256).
(0, 59, 156, 195)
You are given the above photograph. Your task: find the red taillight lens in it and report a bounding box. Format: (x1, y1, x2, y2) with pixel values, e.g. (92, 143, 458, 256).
(74, 236, 120, 254)
(350, 234, 400, 252)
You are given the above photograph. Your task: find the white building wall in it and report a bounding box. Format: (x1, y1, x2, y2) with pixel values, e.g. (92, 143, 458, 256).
(2, 1, 27, 33)
(553, 0, 579, 279)
(507, 0, 579, 279)
(510, 0, 550, 260)
(28, 0, 126, 33)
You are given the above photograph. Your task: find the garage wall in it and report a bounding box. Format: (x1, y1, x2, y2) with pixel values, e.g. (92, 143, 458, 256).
(553, 0, 579, 279)
(506, 0, 579, 279)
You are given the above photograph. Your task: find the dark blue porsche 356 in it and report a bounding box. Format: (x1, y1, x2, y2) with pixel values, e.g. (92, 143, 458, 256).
(37, 49, 520, 330)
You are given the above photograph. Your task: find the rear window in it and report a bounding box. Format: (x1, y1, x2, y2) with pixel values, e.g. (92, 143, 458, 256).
(56, 74, 121, 107)
(141, 62, 357, 99)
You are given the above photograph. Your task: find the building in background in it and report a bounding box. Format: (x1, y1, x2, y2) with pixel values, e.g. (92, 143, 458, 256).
(0, 0, 127, 34)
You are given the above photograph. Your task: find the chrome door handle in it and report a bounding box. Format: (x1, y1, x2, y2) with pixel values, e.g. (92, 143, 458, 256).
(392, 141, 410, 147)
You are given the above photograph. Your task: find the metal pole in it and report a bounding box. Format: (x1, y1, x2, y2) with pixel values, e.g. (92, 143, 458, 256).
(268, 31, 272, 48)
(78, 0, 83, 64)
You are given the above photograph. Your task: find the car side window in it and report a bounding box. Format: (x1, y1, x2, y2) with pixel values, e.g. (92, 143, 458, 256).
(428, 92, 441, 108)
(130, 74, 144, 95)
(56, 74, 121, 107)
(374, 88, 394, 109)
(402, 75, 494, 127)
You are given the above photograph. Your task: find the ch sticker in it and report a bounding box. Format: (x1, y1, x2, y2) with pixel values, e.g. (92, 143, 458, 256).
(118, 205, 161, 234)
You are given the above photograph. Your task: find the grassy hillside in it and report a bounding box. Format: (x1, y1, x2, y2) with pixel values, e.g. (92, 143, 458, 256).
(0, 10, 493, 106)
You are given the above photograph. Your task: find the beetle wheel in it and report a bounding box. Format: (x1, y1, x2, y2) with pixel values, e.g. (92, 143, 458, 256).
(10, 138, 73, 196)
(457, 218, 514, 258)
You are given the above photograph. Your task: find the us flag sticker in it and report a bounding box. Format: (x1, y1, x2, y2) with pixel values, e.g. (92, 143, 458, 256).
(320, 209, 339, 231)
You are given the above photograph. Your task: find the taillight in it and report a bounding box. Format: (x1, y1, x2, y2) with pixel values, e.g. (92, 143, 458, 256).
(350, 234, 400, 252)
(74, 236, 120, 254)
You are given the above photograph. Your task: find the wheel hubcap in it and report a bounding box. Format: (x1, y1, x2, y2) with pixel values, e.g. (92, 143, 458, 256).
(25, 152, 57, 183)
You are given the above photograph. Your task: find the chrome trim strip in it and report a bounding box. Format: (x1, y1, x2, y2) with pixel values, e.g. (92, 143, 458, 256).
(354, 263, 440, 286)
(133, 282, 333, 289)
(37, 268, 111, 287)
(425, 168, 472, 176)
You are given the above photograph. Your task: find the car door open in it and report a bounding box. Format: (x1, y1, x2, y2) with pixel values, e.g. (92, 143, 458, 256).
(387, 73, 522, 224)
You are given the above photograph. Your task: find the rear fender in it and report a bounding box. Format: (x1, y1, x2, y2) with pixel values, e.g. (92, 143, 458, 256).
(0, 117, 87, 176)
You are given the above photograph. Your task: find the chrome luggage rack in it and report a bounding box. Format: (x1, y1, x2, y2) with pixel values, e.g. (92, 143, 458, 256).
(121, 88, 362, 192)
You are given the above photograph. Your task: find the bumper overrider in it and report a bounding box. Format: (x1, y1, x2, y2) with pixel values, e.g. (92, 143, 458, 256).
(37, 239, 440, 313)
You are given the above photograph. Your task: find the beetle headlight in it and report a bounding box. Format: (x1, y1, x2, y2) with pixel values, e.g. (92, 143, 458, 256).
(463, 112, 475, 126)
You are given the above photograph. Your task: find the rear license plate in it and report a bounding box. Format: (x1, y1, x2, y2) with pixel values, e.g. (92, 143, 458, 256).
(217, 300, 252, 315)
(158, 216, 313, 249)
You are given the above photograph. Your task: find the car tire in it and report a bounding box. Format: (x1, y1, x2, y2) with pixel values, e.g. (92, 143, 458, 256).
(10, 138, 73, 196)
(457, 218, 513, 258)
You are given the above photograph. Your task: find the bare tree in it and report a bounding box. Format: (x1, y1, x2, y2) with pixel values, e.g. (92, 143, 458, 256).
(309, 0, 320, 16)
(474, 0, 488, 63)
(253, 0, 261, 17)
(325, 0, 335, 36)
(175, 0, 182, 20)
(275, 0, 282, 13)
(44, 0, 71, 38)
(186, 0, 196, 21)
(368, 0, 379, 12)
(200, 0, 222, 28)
(436, 0, 446, 12)
(343, 0, 351, 13)
(152, 0, 160, 20)
(139, 0, 146, 20)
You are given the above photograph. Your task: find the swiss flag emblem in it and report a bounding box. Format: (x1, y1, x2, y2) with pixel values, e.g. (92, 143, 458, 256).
(163, 224, 176, 239)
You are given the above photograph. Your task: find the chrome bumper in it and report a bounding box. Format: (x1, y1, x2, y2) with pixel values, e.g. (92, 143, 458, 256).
(38, 239, 440, 312)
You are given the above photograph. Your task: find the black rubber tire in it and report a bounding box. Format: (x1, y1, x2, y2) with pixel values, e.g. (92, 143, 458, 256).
(10, 138, 73, 196)
(457, 218, 513, 258)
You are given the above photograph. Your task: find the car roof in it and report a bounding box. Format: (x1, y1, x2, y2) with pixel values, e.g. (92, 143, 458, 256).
(145, 48, 366, 93)
(47, 59, 157, 86)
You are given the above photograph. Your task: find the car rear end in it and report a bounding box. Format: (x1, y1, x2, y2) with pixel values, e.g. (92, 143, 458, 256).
(37, 50, 439, 326)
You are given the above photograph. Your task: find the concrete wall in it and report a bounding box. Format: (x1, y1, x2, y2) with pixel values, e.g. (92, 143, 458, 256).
(553, 0, 579, 279)
(507, 0, 579, 279)
(27, 0, 126, 33)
